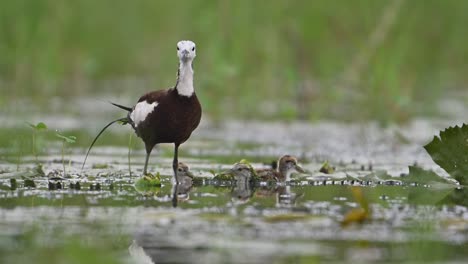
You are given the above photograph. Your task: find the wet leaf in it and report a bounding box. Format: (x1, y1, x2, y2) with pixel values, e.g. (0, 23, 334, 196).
(401, 166, 455, 185)
(26, 122, 48, 131)
(134, 181, 161, 195)
(408, 187, 455, 205)
(351, 186, 369, 211)
(35, 122, 48, 130)
(341, 187, 370, 226)
(351, 170, 393, 182)
(341, 208, 368, 227)
(56, 133, 77, 144)
(319, 161, 335, 174)
(424, 124, 468, 185)
(24, 179, 36, 188)
(10, 179, 17, 190)
(135, 172, 162, 190)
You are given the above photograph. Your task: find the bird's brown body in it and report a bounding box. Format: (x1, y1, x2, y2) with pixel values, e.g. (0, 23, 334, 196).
(133, 88, 201, 153)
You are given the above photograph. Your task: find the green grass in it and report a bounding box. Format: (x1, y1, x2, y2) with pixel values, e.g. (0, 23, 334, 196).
(0, 0, 467, 122)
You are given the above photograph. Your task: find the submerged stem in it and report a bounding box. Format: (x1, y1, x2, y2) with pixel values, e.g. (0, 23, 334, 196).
(128, 132, 132, 177)
(32, 132, 36, 162)
(62, 141, 66, 176)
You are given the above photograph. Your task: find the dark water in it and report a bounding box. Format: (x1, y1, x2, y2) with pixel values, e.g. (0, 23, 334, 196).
(1, 117, 467, 263)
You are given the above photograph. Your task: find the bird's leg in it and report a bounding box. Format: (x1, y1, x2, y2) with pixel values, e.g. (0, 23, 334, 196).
(143, 146, 152, 175)
(171, 144, 180, 208)
(172, 144, 180, 184)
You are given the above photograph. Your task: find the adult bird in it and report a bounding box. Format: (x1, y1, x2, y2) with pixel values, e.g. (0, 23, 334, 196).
(113, 40, 201, 183)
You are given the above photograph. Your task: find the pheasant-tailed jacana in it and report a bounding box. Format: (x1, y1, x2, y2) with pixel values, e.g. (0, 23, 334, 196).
(113, 40, 201, 183)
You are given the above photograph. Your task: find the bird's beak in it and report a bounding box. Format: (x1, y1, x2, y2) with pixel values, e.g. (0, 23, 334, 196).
(295, 164, 306, 173)
(182, 50, 189, 56)
(186, 171, 194, 178)
(217, 169, 233, 176)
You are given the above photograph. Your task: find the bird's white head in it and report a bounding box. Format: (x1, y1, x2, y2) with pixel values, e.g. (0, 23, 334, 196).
(177, 40, 196, 63)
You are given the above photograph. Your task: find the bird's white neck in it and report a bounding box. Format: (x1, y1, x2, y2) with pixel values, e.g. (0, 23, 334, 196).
(280, 168, 292, 181)
(176, 61, 194, 97)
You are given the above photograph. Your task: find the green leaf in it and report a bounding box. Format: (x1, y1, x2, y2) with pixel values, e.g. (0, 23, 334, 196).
(26, 122, 48, 130)
(402, 166, 455, 185)
(424, 124, 468, 185)
(134, 173, 162, 195)
(319, 160, 335, 174)
(357, 170, 394, 182)
(408, 186, 455, 205)
(56, 133, 77, 143)
(35, 122, 48, 130)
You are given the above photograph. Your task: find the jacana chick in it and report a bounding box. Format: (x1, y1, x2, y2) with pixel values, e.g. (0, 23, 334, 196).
(257, 155, 305, 182)
(214, 162, 253, 184)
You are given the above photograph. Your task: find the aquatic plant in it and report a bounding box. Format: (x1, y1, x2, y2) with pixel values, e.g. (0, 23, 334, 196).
(402, 166, 456, 185)
(134, 172, 161, 195)
(26, 122, 47, 162)
(341, 187, 370, 227)
(55, 132, 76, 176)
(319, 160, 335, 174)
(424, 124, 468, 185)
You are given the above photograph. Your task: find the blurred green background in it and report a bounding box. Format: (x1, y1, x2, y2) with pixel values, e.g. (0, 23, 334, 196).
(1, 0, 467, 123)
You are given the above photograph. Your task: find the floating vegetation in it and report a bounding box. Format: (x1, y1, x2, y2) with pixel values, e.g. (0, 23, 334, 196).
(319, 160, 335, 174)
(424, 124, 468, 185)
(135, 172, 162, 194)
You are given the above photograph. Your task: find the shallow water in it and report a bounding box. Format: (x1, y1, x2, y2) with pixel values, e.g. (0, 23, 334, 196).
(0, 118, 467, 263)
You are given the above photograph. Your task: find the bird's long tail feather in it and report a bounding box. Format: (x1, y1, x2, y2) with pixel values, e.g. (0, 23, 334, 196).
(81, 117, 129, 171)
(110, 102, 133, 112)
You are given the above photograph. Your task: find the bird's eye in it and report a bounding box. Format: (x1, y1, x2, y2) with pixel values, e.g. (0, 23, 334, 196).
(237, 168, 242, 171)
(178, 168, 182, 172)
(177, 47, 180, 51)
(192, 47, 195, 51)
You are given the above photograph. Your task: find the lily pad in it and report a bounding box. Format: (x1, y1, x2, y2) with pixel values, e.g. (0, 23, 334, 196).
(424, 124, 468, 185)
(401, 166, 455, 185)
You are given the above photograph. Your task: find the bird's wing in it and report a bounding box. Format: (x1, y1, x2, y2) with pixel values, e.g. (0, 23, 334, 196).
(137, 89, 170, 104)
(256, 169, 277, 180)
